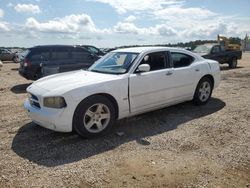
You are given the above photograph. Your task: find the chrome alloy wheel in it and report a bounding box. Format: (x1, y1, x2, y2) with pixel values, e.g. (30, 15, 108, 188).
(83, 103, 111, 133)
(198, 81, 211, 102)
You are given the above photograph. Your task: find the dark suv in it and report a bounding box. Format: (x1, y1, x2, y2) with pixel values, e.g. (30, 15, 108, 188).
(81, 45, 105, 57)
(19, 45, 99, 80)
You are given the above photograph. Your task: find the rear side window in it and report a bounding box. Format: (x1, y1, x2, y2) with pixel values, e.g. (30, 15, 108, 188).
(51, 48, 70, 60)
(171, 52, 194, 68)
(72, 48, 89, 59)
(30, 49, 50, 61)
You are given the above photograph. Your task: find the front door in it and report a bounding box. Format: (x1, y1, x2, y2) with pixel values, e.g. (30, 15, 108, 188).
(129, 51, 175, 113)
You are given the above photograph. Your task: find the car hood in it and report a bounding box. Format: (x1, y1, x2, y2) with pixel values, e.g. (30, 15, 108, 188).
(30, 70, 120, 92)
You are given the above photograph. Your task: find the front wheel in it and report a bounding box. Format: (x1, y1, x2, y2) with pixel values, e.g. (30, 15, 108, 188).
(73, 95, 116, 138)
(193, 77, 213, 105)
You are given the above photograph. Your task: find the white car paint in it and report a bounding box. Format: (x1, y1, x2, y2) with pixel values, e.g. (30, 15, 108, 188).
(24, 47, 220, 132)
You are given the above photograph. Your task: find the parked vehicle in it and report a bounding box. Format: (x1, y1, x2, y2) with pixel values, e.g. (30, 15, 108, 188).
(19, 45, 100, 80)
(0, 49, 18, 63)
(0, 60, 3, 68)
(81, 45, 105, 56)
(193, 43, 242, 68)
(24, 47, 220, 138)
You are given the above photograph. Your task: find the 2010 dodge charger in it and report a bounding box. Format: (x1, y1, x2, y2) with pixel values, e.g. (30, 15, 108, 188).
(24, 47, 220, 138)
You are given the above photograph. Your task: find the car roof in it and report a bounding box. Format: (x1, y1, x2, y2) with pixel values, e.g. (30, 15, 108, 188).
(31, 45, 80, 49)
(113, 46, 183, 53)
(114, 46, 203, 60)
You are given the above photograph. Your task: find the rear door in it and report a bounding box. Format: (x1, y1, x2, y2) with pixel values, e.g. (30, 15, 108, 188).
(170, 51, 201, 99)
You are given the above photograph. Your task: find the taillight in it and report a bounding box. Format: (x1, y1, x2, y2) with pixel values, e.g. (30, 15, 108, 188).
(24, 59, 31, 67)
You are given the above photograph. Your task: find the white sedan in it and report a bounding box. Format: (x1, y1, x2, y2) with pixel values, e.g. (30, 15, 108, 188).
(24, 47, 220, 138)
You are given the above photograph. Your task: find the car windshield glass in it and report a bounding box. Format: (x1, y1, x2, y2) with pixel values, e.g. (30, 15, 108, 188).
(193, 45, 212, 53)
(88, 52, 138, 74)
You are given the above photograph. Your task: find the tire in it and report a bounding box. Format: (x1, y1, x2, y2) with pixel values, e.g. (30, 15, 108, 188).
(228, 58, 237, 69)
(73, 95, 116, 138)
(12, 56, 18, 63)
(193, 77, 213, 105)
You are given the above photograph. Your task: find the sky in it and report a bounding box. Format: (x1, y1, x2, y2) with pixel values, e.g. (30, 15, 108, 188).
(0, 0, 250, 48)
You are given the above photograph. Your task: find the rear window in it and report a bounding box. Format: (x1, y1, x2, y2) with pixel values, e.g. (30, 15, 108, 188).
(19, 49, 30, 60)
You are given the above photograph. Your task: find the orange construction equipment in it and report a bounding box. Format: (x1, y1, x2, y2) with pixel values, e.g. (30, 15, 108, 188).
(217, 35, 241, 51)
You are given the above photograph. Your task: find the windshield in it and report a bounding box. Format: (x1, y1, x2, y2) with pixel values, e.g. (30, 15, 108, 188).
(88, 52, 138, 74)
(193, 45, 212, 53)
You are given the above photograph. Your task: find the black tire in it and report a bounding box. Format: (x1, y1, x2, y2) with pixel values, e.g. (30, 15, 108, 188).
(193, 77, 213, 105)
(228, 58, 237, 69)
(73, 95, 116, 138)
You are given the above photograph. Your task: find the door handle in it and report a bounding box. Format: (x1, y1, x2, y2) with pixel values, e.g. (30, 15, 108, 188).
(166, 71, 173, 76)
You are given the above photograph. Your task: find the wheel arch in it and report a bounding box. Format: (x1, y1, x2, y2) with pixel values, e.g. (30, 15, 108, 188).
(200, 74, 214, 89)
(73, 93, 119, 124)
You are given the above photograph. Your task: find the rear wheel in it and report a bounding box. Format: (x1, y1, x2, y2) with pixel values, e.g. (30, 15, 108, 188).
(193, 77, 213, 105)
(228, 58, 237, 69)
(73, 95, 116, 138)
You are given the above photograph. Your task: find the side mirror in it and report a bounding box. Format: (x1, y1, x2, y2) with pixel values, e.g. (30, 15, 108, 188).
(138, 64, 150, 72)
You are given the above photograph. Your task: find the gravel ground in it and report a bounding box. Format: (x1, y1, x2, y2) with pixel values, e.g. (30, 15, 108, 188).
(0, 54, 249, 188)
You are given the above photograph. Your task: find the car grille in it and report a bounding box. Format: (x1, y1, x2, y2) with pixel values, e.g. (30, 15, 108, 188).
(28, 93, 41, 109)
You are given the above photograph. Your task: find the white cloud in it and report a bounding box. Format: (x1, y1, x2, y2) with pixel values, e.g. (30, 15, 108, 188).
(0, 22, 10, 32)
(154, 6, 216, 21)
(14, 4, 41, 14)
(114, 22, 141, 34)
(113, 21, 177, 37)
(154, 24, 177, 36)
(89, 0, 183, 14)
(25, 14, 110, 35)
(124, 15, 136, 22)
(182, 21, 238, 40)
(0, 9, 4, 18)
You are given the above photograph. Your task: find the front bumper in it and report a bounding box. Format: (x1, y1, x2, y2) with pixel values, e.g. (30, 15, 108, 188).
(24, 99, 72, 132)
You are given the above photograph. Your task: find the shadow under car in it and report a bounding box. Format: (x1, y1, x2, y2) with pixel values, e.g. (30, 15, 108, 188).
(11, 98, 225, 167)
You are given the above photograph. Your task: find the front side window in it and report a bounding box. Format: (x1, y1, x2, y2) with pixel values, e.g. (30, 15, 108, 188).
(171, 52, 194, 68)
(89, 52, 138, 74)
(137, 52, 167, 72)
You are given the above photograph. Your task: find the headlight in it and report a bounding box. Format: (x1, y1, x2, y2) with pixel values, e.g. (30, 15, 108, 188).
(43, 97, 66, 108)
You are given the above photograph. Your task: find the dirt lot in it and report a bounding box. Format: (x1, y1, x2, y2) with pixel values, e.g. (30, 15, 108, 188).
(0, 54, 250, 188)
